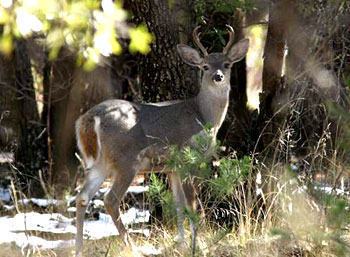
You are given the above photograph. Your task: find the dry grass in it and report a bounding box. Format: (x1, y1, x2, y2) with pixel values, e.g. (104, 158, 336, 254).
(1, 169, 349, 257)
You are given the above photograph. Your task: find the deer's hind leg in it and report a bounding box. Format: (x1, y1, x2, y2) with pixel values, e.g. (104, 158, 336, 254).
(76, 165, 107, 257)
(103, 161, 139, 249)
(182, 179, 202, 233)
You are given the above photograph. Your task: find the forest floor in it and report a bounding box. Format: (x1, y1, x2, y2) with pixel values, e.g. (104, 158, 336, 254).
(1, 153, 350, 257)
(0, 183, 155, 257)
(1, 182, 350, 257)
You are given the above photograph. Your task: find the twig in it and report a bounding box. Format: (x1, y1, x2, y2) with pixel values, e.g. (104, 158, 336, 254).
(192, 228, 197, 257)
(46, 65, 54, 189)
(39, 169, 51, 198)
(10, 180, 20, 214)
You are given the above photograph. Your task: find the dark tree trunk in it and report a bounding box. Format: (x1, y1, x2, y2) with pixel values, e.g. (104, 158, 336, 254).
(0, 50, 19, 153)
(257, 0, 290, 151)
(42, 49, 76, 194)
(0, 39, 45, 196)
(124, 0, 199, 101)
(14, 40, 46, 183)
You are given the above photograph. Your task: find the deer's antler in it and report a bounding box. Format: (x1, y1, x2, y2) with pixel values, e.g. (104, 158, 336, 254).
(222, 25, 235, 54)
(192, 26, 208, 57)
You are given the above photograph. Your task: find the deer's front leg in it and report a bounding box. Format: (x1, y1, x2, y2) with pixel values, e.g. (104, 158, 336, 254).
(181, 178, 201, 236)
(170, 172, 200, 242)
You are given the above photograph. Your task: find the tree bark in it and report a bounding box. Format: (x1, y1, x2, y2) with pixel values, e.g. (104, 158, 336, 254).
(257, 0, 289, 151)
(125, 0, 199, 102)
(0, 39, 45, 196)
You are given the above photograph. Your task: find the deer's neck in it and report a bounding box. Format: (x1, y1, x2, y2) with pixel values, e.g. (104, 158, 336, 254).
(195, 83, 230, 135)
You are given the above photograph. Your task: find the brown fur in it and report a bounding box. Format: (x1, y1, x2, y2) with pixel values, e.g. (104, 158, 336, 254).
(76, 116, 97, 161)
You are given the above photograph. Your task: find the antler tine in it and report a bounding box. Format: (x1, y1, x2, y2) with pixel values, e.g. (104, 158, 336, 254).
(192, 26, 208, 57)
(222, 25, 235, 54)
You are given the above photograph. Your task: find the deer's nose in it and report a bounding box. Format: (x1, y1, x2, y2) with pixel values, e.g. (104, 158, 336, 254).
(213, 70, 224, 82)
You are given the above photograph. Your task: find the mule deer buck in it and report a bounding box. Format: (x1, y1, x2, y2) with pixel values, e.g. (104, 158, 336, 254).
(75, 25, 249, 256)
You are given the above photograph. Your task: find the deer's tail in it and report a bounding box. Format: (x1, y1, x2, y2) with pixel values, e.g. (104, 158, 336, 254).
(75, 114, 101, 169)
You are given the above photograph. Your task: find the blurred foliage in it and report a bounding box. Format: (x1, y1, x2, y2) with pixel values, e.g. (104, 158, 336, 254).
(0, 0, 152, 70)
(327, 199, 349, 230)
(128, 24, 152, 54)
(327, 102, 350, 152)
(270, 170, 350, 257)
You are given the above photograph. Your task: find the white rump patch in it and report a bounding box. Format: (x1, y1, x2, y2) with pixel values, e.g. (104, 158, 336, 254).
(94, 116, 102, 162)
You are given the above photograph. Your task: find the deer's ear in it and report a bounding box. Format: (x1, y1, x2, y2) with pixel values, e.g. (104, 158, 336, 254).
(226, 38, 249, 63)
(177, 44, 203, 67)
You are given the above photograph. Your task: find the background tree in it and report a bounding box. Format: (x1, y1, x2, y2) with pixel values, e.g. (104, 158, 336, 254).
(257, 0, 350, 163)
(124, 0, 199, 102)
(0, 38, 46, 195)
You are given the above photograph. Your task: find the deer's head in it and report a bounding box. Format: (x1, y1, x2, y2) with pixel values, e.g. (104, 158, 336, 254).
(177, 25, 249, 87)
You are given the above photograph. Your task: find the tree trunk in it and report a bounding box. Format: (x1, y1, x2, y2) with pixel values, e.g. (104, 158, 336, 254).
(0, 39, 45, 196)
(125, 0, 199, 101)
(0, 49, 19, 153)
(257, 0, 289, 151)
(256, 0, 348, 159)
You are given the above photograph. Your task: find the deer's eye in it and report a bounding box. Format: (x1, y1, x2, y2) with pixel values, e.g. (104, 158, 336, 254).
(224, 63, 231, 69)
(203, 65, 209, 71)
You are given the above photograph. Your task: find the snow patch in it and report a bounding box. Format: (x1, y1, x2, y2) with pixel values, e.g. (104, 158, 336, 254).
(0, 208, 150, 250)
(0, 187, 11, 202)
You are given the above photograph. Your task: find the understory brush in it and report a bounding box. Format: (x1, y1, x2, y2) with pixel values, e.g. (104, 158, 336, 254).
(146, 124, 350, 257)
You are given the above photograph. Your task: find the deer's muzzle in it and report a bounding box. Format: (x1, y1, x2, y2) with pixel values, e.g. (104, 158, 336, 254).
(213, 70, 224, 83)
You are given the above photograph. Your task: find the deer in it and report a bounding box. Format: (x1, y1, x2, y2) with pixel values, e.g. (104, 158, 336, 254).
(74, 25, 249, 256)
